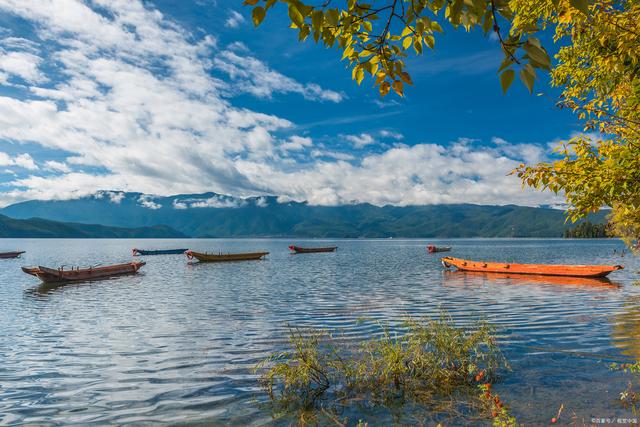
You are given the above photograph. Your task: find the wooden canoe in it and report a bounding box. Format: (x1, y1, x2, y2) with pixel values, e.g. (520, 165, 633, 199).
(0, 251, 25, 258)
(22, 261, 145, 283)
(441, 256, 623, 278)
(289, 245, 337, 253)
(185, 250, 269, 262)
(427, 245, 451, 253)
(132, 248, 187, 256)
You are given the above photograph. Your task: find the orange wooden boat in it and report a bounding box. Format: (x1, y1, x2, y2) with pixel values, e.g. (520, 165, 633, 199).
(441, 256, 623, 278)
(22, 262, 145, 283)
(289, 245, 337, 253)
(185, 250, 268, 262)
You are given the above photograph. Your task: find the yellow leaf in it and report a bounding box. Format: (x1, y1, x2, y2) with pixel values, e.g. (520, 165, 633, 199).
(402, 36, 412, 50)
(252, 7, 266, 26)
(380, 81, 391, 97)
(392, 80, 404, 96)
(399, 72, 413, 85)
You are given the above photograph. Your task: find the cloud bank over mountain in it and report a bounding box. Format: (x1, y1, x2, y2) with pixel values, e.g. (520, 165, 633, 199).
(0, 1, 562, 208)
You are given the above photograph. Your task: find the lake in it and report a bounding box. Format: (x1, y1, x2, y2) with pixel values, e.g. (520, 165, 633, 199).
(1, 238, 639, 425)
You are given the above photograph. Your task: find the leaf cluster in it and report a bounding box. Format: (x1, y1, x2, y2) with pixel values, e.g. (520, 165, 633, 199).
(243, 0, 561, 96)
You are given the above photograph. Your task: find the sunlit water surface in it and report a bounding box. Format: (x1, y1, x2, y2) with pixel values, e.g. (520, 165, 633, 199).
(1, 238, 640, 425)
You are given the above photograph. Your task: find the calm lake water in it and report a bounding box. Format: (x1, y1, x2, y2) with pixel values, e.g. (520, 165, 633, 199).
(1, 238, 640, 425)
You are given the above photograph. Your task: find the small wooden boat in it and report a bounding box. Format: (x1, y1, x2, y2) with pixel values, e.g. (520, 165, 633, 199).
(132, 248, 188, 256)
(0, 251, 25, 258)
(185, 250, 269, 262)
(427, 245, 451, 253)
(441, 256, 623, 278)
(22, 261, 146, 283)
(289, 245, 337, 253)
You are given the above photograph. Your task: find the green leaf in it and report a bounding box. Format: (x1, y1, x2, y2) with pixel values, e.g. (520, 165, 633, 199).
(524, 43, 551, 70)
(288, 4, 305, 28)
(311, 10, 323, 31)
(497, 56, 513, 73)
(252, 6, 266, 26)
(520, 64, 535, 94)
(569, 0, 589, 15)
(500, 69, 515, 94)
(326, 9, 340, 26)
(431, 21, 443, 33)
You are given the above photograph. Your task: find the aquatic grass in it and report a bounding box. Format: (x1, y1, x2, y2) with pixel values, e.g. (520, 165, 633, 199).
(256, 312, 516, 426)
(611, 361, 640, 414)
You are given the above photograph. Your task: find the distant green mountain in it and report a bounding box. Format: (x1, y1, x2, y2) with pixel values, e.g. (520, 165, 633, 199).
(0, 214, 185, 238)
(0, 191, 607, 238)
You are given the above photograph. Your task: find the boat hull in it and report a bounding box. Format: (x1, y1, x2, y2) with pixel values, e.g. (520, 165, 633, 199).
(0, 251, 25, 259)
(441, 257, 623, 278)
(133, 248, 187, 256)
(185, 250, 268, 262)
(289, 245, 337, 253)
(428, 246, 451, 253)
(22, 262, 146, 283)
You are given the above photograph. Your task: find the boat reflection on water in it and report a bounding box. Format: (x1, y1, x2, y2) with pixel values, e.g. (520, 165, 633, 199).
(612, 296, 640, 359)
(442, 270, 622, 290)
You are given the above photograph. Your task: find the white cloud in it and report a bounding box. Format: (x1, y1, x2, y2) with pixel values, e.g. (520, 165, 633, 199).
(0, 0, 560, 210)
(234, 139, 562, 207)
(254, 196, 268, 207)
(93, 190, 125, 204)
(43, 160, 71, 173)
(344, 133, 376, 148)
(280, 135, 312, 151)
(0, 152, 38, 170)
(213, 49, 345, 102)
(138, 194, 161, 209)
(225, 10, 245, 28)
(0, 50, 44, 83)
(186, 195, 244, 208)
(379, 130, 403, 140)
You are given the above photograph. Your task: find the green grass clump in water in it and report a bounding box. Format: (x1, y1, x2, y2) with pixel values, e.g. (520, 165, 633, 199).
(256, 312, 516, 426)
(611, 361, 640, 414)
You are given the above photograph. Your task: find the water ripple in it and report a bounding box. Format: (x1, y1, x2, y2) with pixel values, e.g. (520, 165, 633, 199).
(0, 238, 639, 425)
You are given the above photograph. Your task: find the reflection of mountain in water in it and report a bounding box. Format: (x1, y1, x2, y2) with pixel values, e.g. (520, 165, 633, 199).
(612, 296, 640, 360)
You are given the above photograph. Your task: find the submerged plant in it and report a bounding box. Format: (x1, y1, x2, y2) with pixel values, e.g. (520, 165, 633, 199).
(256, 312, 515, 425)
(611, 362, 640, 414)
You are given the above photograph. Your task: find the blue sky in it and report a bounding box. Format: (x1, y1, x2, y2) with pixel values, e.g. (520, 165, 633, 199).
(0, 0, 577, 207)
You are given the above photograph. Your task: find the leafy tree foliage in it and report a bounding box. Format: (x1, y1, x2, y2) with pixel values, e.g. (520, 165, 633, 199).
(563, 221, 608, 238)
(245, 0, 640, 248)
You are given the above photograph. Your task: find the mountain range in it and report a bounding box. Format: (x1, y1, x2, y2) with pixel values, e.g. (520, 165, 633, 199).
(0, 191, 607, 238)
(0, 214, 185, 238)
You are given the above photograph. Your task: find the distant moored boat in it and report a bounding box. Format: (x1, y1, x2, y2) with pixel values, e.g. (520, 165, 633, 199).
(132, 248, 188, 256)
(427, 245, 451, 253)
(289, 245, 337, 253)
(22, 261, 146, 283)
(441, 256, 623, 278)
(185, 250, 269, 262)
(0, 251, 25, 259)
